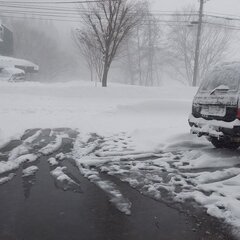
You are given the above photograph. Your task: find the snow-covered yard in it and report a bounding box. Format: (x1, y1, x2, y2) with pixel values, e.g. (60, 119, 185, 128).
(1, 81, 240, 237)
(0, 81, 196, 150)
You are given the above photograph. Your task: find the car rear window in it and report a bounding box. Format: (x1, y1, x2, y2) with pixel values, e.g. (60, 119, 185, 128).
(200, 67, 240, 92)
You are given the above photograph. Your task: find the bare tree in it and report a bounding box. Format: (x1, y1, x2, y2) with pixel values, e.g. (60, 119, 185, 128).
(143, 14, 162, 86)
(72, 29, 103, 83)
(78, 0, 144, 87)
(168, 6, 232, 86)
(122, 8, 162, 86)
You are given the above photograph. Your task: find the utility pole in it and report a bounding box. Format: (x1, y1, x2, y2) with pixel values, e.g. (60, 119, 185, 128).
(192, 0, 205, 87)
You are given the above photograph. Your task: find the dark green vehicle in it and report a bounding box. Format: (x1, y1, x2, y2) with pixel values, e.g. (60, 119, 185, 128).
(189, 62, 240, 149)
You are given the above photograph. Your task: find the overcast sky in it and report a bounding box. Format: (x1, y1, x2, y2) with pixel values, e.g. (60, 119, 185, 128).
(8, 0, 240, 16)
(151, 0, 240, 16)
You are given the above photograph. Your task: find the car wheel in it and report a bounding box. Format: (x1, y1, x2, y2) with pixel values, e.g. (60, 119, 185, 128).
(209, 137, 225, 148)
(210, 137, 239, 150)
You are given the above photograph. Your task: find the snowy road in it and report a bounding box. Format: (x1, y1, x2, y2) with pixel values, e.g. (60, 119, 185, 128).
(0, 128, 236, 240)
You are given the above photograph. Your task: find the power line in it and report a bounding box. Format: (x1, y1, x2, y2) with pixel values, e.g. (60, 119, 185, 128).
(1, 2, 240, 22)
(2, 12, 240, 31)
(0, 5, 201, 18)
(0, 6, 233, 22)
(0, 8, 198, 20)
(0, 12, 239, 29)
(0, 14, 194, 28)
(0, 0, 105, 4)
(0, 8, 96, 17)
(0, 14, 84, 22)
(0, 3, 197, 16)
(2, 0, 240, 22)
(1, 1, 240, 31)
(0, 4, 80, 12)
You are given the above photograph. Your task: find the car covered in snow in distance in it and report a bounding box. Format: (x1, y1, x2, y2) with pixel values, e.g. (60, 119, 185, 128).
(0, 56, 39, 82)
(0, 67, 25, 82)
(189, 62, 240, 149)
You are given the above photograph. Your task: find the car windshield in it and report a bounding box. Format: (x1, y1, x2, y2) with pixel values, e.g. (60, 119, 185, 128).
(200, 67, 240, 92)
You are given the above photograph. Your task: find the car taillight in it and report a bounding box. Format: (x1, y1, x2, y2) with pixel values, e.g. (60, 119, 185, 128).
(192, 103, 201, 118)
(192, 103, 200, 112)
(237, 109, 240, 119)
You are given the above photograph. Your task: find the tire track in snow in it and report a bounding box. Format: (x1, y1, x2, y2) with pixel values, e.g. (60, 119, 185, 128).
(1, 127, 240, 236)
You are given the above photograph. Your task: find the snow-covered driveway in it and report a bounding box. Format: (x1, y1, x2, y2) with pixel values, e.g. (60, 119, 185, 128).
(0, 128, 236, 240)
(73, 131, 240, 237)
(0, 81, 239, 238)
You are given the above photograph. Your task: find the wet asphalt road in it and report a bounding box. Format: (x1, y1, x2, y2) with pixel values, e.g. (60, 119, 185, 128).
(0, 129, 236, 240)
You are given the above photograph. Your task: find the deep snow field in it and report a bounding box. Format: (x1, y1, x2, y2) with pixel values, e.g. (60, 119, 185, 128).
(0, 81, 197, 150)
(1, 81, 240, 237)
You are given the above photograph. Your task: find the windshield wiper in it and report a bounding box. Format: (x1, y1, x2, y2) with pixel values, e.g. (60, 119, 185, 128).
(210, 85, 230, 95)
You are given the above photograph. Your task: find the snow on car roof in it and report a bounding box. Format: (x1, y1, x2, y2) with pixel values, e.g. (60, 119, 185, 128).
(3, 67, 25, 75)
(0, 56, 39, 71)
(200, 61, 240, 91)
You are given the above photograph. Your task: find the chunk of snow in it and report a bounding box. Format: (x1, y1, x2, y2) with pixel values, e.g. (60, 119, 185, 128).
(55, 153, 65, 160)
(48, 157, 59, 166)
(24, 130, 41, 143)
(50, 166, 74, 184)
(0, 173, 15, 184)
(8, 144, 30, 161)
(0, 153, 38, 174)
(39, 134, 65, 155)
(22, 165, 38, 177)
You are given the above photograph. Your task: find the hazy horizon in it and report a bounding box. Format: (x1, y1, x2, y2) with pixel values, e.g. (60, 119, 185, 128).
(151, 0, 240, 16)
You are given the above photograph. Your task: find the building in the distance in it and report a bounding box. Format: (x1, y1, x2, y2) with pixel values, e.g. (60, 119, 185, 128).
(0, 21, 39, 81)
(0, 23, 14, 56)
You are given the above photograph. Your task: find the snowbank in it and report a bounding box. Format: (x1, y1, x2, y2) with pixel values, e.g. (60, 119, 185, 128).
(0, 81, 197, 151)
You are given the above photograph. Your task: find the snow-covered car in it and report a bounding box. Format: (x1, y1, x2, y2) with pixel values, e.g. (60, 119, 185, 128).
(0, 56, 39, 73)
(0, 67, 25, 82)
(189, 62, 240, 149)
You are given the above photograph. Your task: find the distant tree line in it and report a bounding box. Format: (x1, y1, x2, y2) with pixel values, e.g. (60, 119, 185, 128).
(1, 1, 233, 87)
(73, 2, 233, 87)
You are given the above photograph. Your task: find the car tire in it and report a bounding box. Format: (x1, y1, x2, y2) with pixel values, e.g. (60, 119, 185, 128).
(210, 137, 239, 150)
(210, 137, 225, 148)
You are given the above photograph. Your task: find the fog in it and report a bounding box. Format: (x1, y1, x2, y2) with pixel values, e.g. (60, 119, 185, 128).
(1, 0, 240, 86)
